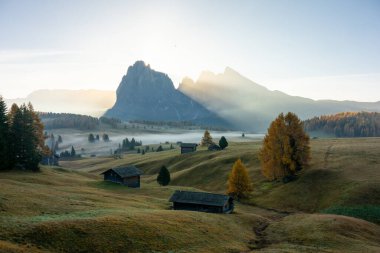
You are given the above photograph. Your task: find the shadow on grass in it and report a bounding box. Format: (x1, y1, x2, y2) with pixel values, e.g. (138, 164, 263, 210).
(322, 205, 380, 224)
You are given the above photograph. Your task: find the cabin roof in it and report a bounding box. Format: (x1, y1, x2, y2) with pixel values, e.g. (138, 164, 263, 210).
(100, 166, 142, 178)
(169, 190, 231, 207)
(180, 143, 198, 148)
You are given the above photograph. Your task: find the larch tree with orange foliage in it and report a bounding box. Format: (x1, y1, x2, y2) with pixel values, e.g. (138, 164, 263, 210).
(227, 159, 253, 200)
(259, 112, 310, 182)
(201, 129, 214, 146)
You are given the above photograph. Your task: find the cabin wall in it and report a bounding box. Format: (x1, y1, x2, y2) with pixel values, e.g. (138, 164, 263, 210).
(173, 202, 223, 213)
(123, 176, 140, 188)
(104, 171, 123, 184)
(181, 147, 196, 154)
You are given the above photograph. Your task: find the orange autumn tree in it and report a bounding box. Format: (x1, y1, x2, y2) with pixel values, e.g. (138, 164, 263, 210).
(227, 159, 253, 199)
(201, 129, 214, 146)
(259, 112, 310, 182)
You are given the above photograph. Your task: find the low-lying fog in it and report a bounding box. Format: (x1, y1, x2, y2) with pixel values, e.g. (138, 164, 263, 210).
(47, 130, 264, 157)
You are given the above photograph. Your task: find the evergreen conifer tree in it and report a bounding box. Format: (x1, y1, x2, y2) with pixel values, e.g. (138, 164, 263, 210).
(0, 97, 9, 170)
(219, 136, 228, 150)
(88, 133, 95, 142)
(102, 133, 109, 142)
(157, 166, 170, 186)
(8, 104, 43, 171)
(71, 146, 76, 157)
(8, 104, 23, 169)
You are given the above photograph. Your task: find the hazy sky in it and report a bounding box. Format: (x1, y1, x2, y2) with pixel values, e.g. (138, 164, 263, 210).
(0, 0, 379, 101)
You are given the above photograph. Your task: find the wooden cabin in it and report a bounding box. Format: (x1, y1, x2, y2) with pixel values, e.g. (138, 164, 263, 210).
(169, 190, 234, 213)
(100, 166, 142, 188)
(180, 143, 198, 154)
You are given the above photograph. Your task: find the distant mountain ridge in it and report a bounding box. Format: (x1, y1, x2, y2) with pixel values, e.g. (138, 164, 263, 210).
(179, 67, 380, 131)
(5, 62, 380, 132)
(5, 89, 115, 117)
(105, 61, 230, 128)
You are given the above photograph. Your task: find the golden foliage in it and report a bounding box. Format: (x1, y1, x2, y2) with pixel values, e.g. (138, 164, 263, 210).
(259, 112, 310, 181)
(227, 159, 253, 199)
(201, 130, 214, 146)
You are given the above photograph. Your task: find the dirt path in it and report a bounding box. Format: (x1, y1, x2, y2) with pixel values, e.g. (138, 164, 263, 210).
(239, 203, 295, 251)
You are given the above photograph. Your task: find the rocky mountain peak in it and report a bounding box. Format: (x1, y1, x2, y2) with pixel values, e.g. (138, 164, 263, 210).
(105, 61, 229, 127)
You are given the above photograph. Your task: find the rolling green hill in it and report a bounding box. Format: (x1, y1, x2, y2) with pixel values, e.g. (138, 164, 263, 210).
(63, 138, 380, 217)
(1, 138, 379, 252)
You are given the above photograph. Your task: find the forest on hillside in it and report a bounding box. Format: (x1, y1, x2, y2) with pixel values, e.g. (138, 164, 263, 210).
(39, 113, 120, 130)
(304, 112, 380, 137)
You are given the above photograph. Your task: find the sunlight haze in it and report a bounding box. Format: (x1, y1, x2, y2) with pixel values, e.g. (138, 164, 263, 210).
(0, 0, 379, 101)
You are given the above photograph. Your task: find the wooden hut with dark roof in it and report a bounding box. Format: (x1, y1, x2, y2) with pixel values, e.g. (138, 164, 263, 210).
(100, 166, 142, 188)
(169, 190, 234, 213)
(180, 143, 198, 154)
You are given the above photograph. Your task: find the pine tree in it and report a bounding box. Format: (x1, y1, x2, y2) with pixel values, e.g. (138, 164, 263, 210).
(156, 145, 163, 152)
(8, 104, 43, 171)
(88, 133, 95, 142)
(8, 104, 23, 169)
(157, 166, 170, 186)
(71, 146, 76, 157)
(201, 130, 214, 146)
(102, 133, 109, 142)
(130, 138, 136, 150)
(58, 135, 63, 143)
(227, 159, 252, 200)
(0, 97, 9, 170)
(259, 112, 310, 182)
(219, 136, 228, 150)
(23, 104, 43, 171)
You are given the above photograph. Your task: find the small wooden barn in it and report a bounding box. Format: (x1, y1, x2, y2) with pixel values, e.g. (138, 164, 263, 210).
(180, 143, 198, 154)
(169, 190, 234, 213)
(100, 166, 142, 188)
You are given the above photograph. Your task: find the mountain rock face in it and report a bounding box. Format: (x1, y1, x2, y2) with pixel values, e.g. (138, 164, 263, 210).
(179, 67, 380, 132)
(105, 61, 229, 127)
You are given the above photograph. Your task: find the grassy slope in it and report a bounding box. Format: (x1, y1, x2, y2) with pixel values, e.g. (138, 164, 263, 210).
(1, 138, 379, 252)
(62, 138, 380, 214)
(0, 168, 261, 253)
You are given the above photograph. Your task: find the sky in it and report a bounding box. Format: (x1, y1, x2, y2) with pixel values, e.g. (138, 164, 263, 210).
(0, 0, 379, 101)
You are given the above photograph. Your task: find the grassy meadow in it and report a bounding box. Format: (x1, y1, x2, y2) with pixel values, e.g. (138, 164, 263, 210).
(1, 138, 379, 252)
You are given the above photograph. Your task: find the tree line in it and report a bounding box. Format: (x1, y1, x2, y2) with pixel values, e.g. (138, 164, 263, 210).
(129, 119, 196, 127)
(129, 119, 229, 131)
(0, 97, 48, 171)
(39, 113, 121, 130)
(99, 116, 121, 128)
(88, 133, 110, 142)
(304, 112, 380, 137)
